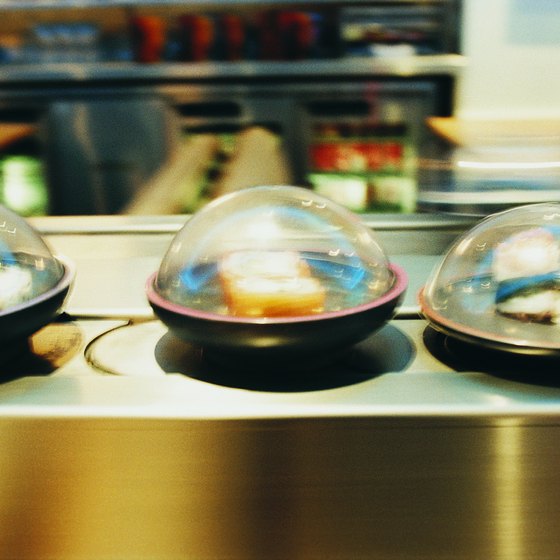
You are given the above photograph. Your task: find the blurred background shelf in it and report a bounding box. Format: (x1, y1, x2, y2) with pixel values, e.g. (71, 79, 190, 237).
(0, 0, 462, 216)
(0, 55, 466, 84)
(0, 0, 458, 8)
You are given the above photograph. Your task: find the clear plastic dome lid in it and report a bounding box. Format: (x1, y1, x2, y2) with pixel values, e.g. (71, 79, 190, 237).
(153, 185, 394, 319)
(421, 202, 560, 354)
(0, 204, 64, 312)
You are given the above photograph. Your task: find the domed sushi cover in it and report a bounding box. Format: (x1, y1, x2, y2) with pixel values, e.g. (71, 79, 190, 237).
(146, 185, 407, 363)
(421, 202, 560, 355)
(0, 205, 74, 345)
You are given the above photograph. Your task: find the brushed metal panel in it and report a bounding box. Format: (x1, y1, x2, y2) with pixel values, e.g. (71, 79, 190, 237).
(1, 417, 559, 559)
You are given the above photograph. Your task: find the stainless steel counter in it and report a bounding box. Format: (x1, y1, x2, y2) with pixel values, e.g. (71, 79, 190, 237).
(2, 213, 560, 560)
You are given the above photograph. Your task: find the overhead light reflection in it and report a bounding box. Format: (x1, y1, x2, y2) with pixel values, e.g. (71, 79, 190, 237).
(457, 160, 560, 171)
(494, 425, 525, 559)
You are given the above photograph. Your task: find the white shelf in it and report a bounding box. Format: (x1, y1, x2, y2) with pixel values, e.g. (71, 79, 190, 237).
(0, 55, 465, 84)
(0, 0, 448, 8)
(0, 0, 400, 10)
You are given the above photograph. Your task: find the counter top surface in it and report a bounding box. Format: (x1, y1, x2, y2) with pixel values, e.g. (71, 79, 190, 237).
(0, 214, 558, 421)
(2, 317, 560, 420)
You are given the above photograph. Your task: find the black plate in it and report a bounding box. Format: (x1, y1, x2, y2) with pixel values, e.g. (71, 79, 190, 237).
(420, 276, 560, 357)
(147, 263, 407, 366)
(0, 257, 75, 347)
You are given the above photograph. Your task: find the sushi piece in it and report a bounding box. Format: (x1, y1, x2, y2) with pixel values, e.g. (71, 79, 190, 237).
(0, 264, 33, 310)
(492, 227, 560, 323)
(219, 250, 326, 317)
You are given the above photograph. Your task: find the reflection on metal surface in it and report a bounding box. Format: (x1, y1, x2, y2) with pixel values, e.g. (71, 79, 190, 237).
(423, 325, 560, 383)
(0, 321, 83, 382)
(85, 319, 416, 391)
(0, 319, 127, 383)
(494, 425, 524, 560)
(7, 320, 82, 370)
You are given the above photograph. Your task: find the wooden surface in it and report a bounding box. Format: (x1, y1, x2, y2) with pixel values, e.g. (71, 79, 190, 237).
(0, 123, 36, 150)
(426, 117, 560, 147)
